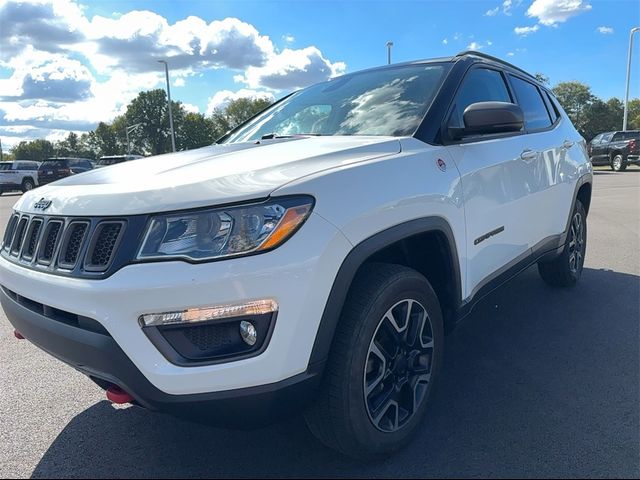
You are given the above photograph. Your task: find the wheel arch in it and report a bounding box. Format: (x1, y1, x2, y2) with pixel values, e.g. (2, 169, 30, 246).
(308, 216, 462, 370)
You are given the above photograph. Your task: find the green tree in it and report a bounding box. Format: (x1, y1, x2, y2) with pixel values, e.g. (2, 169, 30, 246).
(581, 98, 623, 140)
(534, 73, 550, 85)
(11, 139, 55, 160)
(626, 98, 640, 130)
(210, 97, 273, 140)
(125, 89, 181, 155)
(552, 81, 594, 136)
(177, 112, 215, 151)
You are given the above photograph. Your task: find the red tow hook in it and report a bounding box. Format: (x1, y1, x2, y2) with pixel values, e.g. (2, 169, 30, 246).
(106, 385, 135, 405)
(14, 330, 25, 340)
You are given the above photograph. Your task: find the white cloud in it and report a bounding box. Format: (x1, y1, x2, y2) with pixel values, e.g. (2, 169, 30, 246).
(0, 0, 345, 144)
(502, 0, 514, 15)
(206, 89, 275, 116)
(182, 103, 200, 114)
(507, 52, 515, 56)
(487, 40, 493, 46)
(597, 26, 614, 34)
(485, 7, 499, 16)
(442, 38, 448, 45)
(526, 0, 592, 26)
(514, 25, 540, 36)
(467, 42, 483, 50)
(239, 47, 346, 90)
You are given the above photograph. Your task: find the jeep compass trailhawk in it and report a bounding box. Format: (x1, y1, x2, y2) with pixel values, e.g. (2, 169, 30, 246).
(0, 52, 592, 459)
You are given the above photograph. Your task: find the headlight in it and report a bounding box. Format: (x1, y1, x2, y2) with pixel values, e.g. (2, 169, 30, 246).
(137, 196, 314, 262)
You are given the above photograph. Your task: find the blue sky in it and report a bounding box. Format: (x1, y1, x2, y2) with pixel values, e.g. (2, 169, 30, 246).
(0, 0, 639, 150)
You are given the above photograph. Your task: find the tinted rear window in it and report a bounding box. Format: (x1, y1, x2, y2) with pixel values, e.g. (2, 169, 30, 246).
(0, 163, 11, 171)
(39, 160, 67, 169)
(509, 75, 552, 130)
(612, 131, 640, 141)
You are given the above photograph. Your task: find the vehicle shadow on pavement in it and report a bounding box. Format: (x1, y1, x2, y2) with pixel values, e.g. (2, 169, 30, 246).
(31, 266, 640, 478)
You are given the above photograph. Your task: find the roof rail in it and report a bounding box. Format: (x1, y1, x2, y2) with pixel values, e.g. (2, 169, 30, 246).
(455, 50, 538, 82)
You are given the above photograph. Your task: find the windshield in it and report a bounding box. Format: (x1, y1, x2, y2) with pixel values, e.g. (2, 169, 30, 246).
(222, 63, 449, 144)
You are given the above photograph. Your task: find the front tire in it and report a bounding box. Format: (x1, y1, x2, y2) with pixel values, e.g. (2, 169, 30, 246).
(611, 154, 627, 172)
(305, 263, 443, 459)
(538, 200, 587, 287)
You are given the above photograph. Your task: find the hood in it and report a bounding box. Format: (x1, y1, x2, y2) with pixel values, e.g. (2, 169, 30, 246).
(15, 136, 401, 216)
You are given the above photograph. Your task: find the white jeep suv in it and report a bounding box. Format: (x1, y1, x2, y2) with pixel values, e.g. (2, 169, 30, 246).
(0, 52, 592, 459)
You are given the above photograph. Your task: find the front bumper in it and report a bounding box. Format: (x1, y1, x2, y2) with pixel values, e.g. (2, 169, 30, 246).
(1, 285, 321, 425)
(0, 212, 352, 397)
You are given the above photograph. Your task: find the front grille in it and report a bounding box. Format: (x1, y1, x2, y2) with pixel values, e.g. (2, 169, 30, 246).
(38, 220, 63, 265)
(58, 222, 88, 269)
(85, 222, 124, 272)
(1, 213, 128, 278)
(22, 219, 43, 260)
(10, 217, 28, 256)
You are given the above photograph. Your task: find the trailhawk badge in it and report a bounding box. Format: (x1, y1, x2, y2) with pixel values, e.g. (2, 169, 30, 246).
(33, 198, 52, 211)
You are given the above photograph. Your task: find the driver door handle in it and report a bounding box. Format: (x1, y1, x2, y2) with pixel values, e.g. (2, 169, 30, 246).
(520, 149, 538, 161)
(562, 140, 575, 149)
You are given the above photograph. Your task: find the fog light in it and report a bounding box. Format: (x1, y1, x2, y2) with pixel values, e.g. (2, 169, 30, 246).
(240, 321, 258, 346)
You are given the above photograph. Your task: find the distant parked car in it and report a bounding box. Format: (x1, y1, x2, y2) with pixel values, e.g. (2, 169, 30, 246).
(38, 158, 93, 186)
(588, 130, 639, 171)
(0, 160, 39, 195)
(94, 155, 144, 168)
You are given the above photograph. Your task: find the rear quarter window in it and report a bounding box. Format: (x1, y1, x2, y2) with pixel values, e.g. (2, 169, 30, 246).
(39, 160, 67, 169)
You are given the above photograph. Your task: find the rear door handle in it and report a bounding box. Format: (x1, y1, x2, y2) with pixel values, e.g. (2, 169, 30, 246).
(562, 140, 575, 149)
(520, 149, 538, 161)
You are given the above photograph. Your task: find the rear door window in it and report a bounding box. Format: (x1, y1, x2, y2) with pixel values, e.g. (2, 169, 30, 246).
(509, 75, 552, 130)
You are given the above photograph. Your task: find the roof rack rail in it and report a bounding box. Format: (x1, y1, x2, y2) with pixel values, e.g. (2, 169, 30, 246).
(455, 50, 538, 81)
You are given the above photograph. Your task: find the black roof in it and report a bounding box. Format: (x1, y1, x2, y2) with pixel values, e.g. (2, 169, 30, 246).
(334, 50, 542, 88)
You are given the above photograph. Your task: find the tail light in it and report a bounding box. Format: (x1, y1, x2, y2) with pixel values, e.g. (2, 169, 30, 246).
(59, 168, 71, 175)
(629, 139, 638, 153)
(587, 143, 592, 155)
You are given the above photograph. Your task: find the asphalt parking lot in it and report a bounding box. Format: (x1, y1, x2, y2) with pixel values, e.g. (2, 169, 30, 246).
(0, 171, 638, 478)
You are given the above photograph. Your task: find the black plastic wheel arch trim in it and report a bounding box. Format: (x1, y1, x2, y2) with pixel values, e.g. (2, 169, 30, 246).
(307, 216, 462, 368)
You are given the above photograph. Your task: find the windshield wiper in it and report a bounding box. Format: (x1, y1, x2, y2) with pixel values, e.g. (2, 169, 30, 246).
(260, 133, 324, 140)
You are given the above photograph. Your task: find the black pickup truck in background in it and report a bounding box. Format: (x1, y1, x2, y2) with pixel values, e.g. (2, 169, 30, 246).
(588, 130, 640, 171)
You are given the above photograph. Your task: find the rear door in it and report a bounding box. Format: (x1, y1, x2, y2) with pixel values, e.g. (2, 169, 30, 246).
(594, 132, 613, 163)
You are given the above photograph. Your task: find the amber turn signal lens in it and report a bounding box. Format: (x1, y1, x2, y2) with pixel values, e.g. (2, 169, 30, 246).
(259, 204, 312, 250)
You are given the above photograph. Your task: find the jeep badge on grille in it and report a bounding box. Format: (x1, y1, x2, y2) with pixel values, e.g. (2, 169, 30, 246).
(33, 198, 52, 211)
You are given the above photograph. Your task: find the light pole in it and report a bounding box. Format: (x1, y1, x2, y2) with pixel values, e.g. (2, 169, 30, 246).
(386, 41, 394, 65)
(158, 60, 176, 152)
(125, 123, 143, 155)
(623, 27, 640, 131)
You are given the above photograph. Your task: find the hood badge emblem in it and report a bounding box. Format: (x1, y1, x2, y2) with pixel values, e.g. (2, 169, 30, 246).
(33, 198, 52, 211)
(436, 158, 447, 172)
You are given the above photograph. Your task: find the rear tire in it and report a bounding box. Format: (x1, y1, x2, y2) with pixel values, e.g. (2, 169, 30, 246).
(21, 178, 35, 192)
(538, 200, 587, 287)
(304, 263, 444, 459)
(611, 154, 627, 172)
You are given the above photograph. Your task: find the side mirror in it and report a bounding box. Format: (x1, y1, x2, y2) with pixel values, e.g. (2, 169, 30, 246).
(449, 101, 524, 140)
